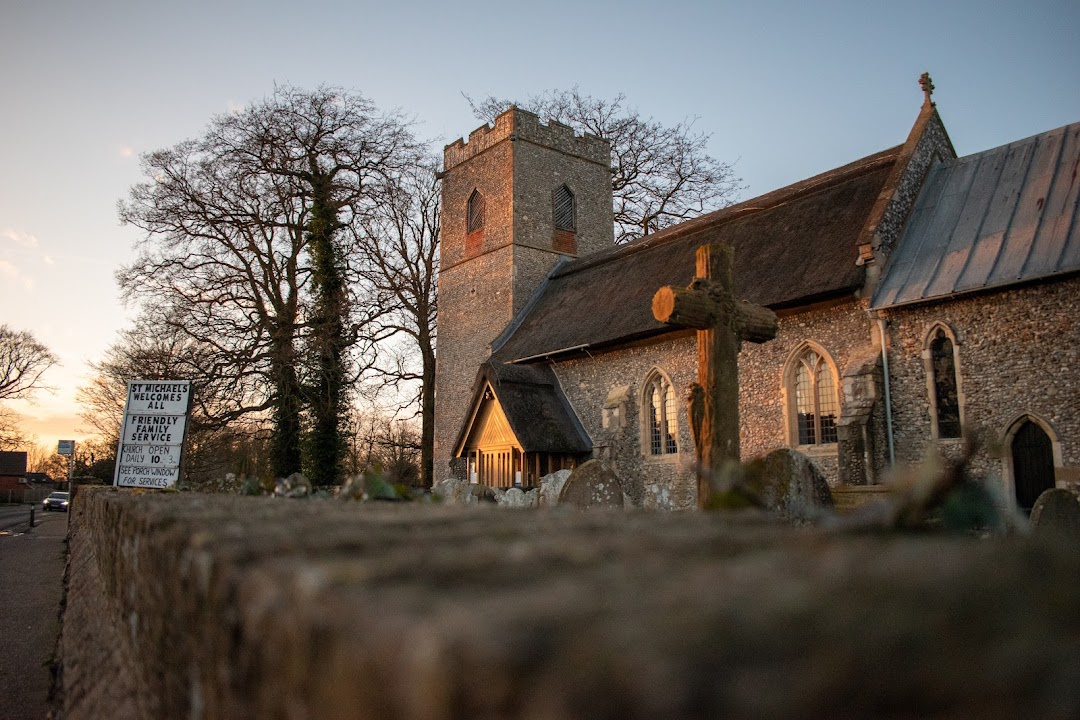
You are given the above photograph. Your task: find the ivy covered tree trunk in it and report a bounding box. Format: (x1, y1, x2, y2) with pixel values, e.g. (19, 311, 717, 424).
(419, 326, 435, 487)
(270, 333, 304, 478)
(305, 175, 348, 487)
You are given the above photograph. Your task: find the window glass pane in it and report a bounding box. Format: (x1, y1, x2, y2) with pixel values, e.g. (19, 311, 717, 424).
(796, 362, 815, 445)
(664, 381, 678, 454)
(650, 382, 662, 455)
(816, 362, 838, 444)
(930, 331, 961, 438)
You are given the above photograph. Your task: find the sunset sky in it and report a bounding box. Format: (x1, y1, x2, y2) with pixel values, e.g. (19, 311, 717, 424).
(2, 0, 1078, 455)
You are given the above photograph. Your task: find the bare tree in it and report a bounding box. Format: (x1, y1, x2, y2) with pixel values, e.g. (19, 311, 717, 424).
(118, 85, 418, 483)
(77, 314, 272, 487)
(0, 325, 57, 401)
(344, 409, 421, 486)
(26, 442, 68, 479)
(0, 407, 29, 451)
(355, 158, 439, 486)
(467, 88, 742, 242)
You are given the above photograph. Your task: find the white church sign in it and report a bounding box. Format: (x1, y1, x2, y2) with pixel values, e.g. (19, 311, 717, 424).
(113, 380, 192, 489)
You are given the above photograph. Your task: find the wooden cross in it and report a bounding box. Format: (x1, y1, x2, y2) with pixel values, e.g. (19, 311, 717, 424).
(652, 244, 778, 509)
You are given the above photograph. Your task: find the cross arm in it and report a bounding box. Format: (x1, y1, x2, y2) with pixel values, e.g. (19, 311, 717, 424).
(652, 284, 778, 343)
(652, 285, 716, 330)
(737, 302, 779, 344)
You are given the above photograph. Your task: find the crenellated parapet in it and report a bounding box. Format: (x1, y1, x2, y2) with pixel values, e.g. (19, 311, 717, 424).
(444, 107, 610, 171)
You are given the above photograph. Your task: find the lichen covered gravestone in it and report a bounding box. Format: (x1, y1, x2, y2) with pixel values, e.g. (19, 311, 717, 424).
(558, 460, 625, 509)
(539, 469, 572, 507)
(494, 487, 540, 508)
(744, 448, 834, 522)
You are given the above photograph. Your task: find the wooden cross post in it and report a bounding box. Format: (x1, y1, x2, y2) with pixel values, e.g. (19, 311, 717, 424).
(652, 244, 778, 509)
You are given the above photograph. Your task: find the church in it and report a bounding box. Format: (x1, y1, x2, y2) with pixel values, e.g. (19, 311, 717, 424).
(432, 78, 1080, 511)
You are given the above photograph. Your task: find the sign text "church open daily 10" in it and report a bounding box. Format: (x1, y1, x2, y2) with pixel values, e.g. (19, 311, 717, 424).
(113, 380, 191, 489)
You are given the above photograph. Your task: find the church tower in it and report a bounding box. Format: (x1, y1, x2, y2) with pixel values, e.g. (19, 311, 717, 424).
(434, 107, 614, 479)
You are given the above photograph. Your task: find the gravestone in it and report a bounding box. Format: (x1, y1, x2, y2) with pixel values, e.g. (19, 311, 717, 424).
(653, 244, 778, 508)
(558, 461, 624, 509)
(433, 478, 498, 505)
(1030, 488, 1080, 536)
(744, 448, 833, 523)
(468, 483, 498, 504)
(496, 487, 540, 509)
(433, 477, 467, 504)
(539, 469, 572, 507)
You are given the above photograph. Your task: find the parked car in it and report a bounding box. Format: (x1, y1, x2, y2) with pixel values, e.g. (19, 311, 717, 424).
(42, 491, 69, 512)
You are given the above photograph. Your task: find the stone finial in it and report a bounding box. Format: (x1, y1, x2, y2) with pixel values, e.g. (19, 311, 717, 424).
(919, 72, 935, 106)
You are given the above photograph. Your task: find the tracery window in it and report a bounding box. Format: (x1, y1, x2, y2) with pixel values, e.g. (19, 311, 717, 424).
(645, 371, 678, 456)
(790, 347, 839, 446)
(553, 185, 575, 231)
(467, 189, 485, 234)
(927, 326, 962, 439)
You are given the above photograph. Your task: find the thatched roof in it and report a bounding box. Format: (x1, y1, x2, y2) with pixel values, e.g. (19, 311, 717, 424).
(493, 146, 900, 363)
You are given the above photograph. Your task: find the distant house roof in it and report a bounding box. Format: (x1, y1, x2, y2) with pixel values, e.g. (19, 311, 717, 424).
(494, 146, 900, 363)
(0, 451, 28, 476)
(454, 362, 592, 456)
(873, 121, 1080, 309)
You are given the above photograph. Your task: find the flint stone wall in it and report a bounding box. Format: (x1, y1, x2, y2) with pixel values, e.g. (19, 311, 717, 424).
(553, 299, 877, 507)
(880, 276, 1080, 493)
(554, 272, 1080, 509)
(59, 488, 1080, 720)
(554, 334, 699, 509)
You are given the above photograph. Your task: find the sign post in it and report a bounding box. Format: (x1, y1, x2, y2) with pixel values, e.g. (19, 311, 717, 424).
(113, 380, 192, 489)
(58, 440, 75, 494)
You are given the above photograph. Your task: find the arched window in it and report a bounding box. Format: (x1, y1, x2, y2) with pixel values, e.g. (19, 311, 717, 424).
(644, 371, 678, 456)
(467, 189, 485, 234)
(787, 345, 839, 446)
(553, 185, 575, 232)
(923, 324, 962, 439)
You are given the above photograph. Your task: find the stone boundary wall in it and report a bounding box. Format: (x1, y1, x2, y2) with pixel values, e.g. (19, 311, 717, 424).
(58, 487, 1080, 719)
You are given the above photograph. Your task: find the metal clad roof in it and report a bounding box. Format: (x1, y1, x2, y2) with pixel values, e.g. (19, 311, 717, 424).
(873, 121, 1080, 309)
(1046, 126, 1080, 268)
(887, 162, 955, 303)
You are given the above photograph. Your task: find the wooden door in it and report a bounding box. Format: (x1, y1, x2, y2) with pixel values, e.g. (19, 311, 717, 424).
(1012, 420, 1055, 511)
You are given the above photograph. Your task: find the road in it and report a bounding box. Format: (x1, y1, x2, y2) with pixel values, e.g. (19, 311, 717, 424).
(0, 506, 47, 534)
(0, 507, 67, 720)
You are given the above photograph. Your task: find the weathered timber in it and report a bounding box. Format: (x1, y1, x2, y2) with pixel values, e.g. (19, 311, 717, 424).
(652, 286, 718, 328)
(653, 244, 778, 508)
(734, 302, 779, 343)
(652, 288, 777, 343)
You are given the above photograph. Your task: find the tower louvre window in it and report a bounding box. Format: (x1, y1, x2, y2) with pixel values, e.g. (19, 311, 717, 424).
(467, 189, 485, 233)
(553, 185, 575, 231)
